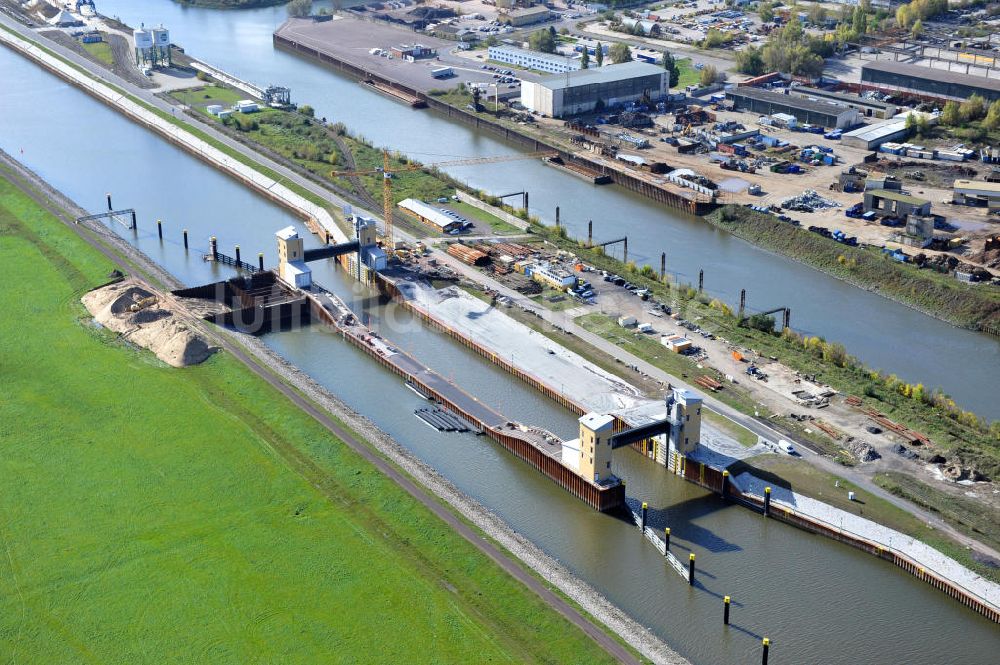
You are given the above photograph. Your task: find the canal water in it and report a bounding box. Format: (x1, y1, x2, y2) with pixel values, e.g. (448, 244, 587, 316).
(96, 0, 1000, 421)
(2, 38, 999, 665)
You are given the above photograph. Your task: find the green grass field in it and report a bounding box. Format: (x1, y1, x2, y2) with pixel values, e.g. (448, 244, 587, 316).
(0, 172, 620, 663)
(80, 38, 113, 66)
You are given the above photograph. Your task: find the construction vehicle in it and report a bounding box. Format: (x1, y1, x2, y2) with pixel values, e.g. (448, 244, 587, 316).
(331, 149, 556, 247)
(128, 295, 158, 312)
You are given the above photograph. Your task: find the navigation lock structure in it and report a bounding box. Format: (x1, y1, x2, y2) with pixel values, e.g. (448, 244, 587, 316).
(5, 1, 1000, 663)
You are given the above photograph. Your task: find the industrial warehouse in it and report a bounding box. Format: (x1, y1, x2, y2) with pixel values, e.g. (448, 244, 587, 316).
(398, 198, 465, 233)
(788, 87, 898, 119)
(487, 45, 580, 73)
(953, 179, 1000, 210)
(860, 61, 1000, 103)
(519, 61, 667, 118)
(726, 87, 861, 129)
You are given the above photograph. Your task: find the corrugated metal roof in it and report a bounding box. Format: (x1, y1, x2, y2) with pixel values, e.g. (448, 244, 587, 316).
(861, 61, 1000, 94)
(398, 198, 459, 230)
(842, 118, 907, 142)
(728, 86, 856, 116)
(792, 86, 896, 110)
(535, 61, 665, 91)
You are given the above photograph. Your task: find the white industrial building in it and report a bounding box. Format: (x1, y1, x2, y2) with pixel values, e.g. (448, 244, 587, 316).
(398, 198, 463, 233)
(487, 45, 580, 73)
(520, 61, 668, 118)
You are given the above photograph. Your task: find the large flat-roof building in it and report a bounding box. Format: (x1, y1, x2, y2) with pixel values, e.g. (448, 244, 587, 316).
(488, 45, 580, 74)
(860, 61, 1000, 103)
(790, 86, 898, 119)
(953, 179, 1000, 210)
(519, 61, 668, 118)
(501, 6, 552, 26)
(727, 87, 861, 129)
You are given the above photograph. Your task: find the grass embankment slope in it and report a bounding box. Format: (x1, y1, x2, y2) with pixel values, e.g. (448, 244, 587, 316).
(530, 222, 1000, 477)
(707, 205, 1000, 331)
(0, 174, 619, 663)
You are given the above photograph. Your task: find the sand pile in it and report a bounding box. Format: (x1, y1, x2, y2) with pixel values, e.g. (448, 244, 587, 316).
(82, 280, 215, 367)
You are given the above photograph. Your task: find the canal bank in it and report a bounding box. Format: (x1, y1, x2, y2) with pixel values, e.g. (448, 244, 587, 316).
(3, 25, 1000, 665)
(0, 151, 668, 665)
(90, 0, 1000, 422)
(272, 18, 714, 217)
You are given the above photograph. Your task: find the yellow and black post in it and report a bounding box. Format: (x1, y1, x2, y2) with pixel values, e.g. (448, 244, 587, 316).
(641, 502, 648, 531)
(157, 219, 163, 240)
(764, 486, 772, 517)
(235, 245, 241, 265)
(210, 236, 218, 261)
(183, 229, 189, 250)
(688, 553, 695, 586)
(761, 637, 770, 665)
(721, 469, 729, 499)
(664, 527, 671, 552)
(258, 253, 265, 271)
(106, 192, 112, 211)
(724, 595, 731, 625)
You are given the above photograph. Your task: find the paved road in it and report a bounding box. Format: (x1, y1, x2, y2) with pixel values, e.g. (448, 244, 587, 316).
(0, 150, 642, 665)
(9, 14, 995, 566)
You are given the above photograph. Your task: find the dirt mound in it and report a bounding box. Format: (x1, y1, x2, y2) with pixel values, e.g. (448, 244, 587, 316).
(845, 438, 880, 463)
(83, 280, 215, 367)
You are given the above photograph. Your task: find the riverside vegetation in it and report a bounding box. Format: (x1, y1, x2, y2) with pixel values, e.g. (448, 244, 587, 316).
(0, 168, 624, 663)
(525, 218, 1000, 481)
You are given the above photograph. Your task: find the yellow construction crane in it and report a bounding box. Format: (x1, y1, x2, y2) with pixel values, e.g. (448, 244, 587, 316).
(332, 149, 557, 246)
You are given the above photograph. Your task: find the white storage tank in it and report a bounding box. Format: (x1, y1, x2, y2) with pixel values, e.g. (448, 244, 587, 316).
(152, 27, 170, 47)
(133, 29, 153, 49)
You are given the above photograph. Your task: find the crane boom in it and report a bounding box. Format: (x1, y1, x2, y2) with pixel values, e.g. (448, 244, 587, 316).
(330, 149, 558, 247)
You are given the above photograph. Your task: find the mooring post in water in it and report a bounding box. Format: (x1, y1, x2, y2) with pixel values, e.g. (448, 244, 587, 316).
(523, 191, 528, 211)
(698, 269, 704, 293)
(259, 253, 265, 271)
(106, 192, 112, 211)
(131, 210, 137, 230)
(235, 245, 241, 265)
(664, 527, 671, 552)
(739, 289, 746, 319)
(660, 252, 666, 281)
(555, 206, 560, 227)
(761, 638, 770, 665)
(183, 229, 189, 250)
(722, 469, 729, 499)
(688, 553, 696, 585)
(764, 486, 771, 517)
(157, 220, 162, 240)
(623, 236, 628, 264)
(210, 236, 218, 262)
(641, 502, 647, 531)
(587, 220, 593, 247)
(783, 308, 791, 330)
(724, 595, 731, 625)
